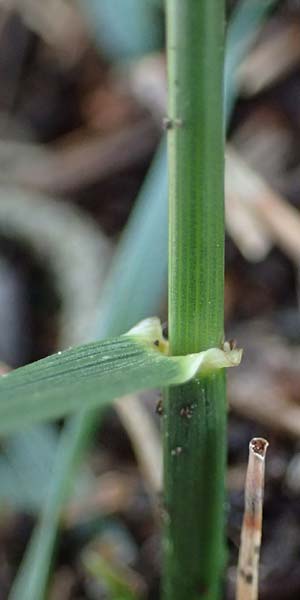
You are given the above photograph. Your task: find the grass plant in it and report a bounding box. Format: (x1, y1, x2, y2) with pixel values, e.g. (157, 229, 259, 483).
(7, 0, 278, 597)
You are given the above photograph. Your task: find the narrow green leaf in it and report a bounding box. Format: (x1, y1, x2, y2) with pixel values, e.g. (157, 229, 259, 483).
(96, 141, 168, 337)
(9, 140, 168, 600)
(0, 426, 58, 511)
(82, 550, 139, 600)
(9, 415, 102, 600)
(0, 318, 241, 437)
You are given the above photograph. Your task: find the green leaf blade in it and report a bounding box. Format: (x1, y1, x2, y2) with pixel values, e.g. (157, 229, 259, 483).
(0, 325, 168, 436)
(0, 318, 241, 437)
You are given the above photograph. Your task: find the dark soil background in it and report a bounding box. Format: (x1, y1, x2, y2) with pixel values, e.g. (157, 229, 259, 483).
(0, 1, 300, 598)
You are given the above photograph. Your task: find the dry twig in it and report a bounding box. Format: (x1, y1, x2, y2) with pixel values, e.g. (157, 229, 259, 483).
(236, 438, 269, 600)
(238, 20, 300, 96)
(0, 0, 88, 65)
(116, 394, 162, 496)
(226, 147, 300, 263)
(0, 120, 158, 194)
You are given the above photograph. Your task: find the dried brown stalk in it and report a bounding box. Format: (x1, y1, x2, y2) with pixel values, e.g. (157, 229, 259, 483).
(116, 393, 162, 496)
(236, 437, 269, 600)
(230, 374, 300, 439)
(0, 119, 158, 195)
(226, 147, 300, 263)
(238, 20, 300, 96)
(3, 0, 88, 65)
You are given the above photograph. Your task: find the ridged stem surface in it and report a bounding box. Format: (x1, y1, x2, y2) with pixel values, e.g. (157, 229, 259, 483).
(164, 1, 225, 599)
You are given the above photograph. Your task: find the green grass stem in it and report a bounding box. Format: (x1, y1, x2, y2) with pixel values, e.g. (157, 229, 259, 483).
(163, 2, 225, 599)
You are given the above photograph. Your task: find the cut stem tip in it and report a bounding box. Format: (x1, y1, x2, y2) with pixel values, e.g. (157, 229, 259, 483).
(236, 437, 269, 600)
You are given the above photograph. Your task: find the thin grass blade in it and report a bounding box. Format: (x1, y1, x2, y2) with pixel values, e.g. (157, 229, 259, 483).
(9, 139, 168, 600)
(0, 318, 241, 437)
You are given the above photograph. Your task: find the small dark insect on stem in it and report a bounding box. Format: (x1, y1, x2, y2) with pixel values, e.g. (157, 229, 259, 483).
(162, 321, 169, 339)
(163, 117, 183, 130)
(156, 398, 164, 416)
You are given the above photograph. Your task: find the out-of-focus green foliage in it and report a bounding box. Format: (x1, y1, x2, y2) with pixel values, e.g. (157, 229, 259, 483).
(225, 0, 279, 123)
(77, 0, 163, 60)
